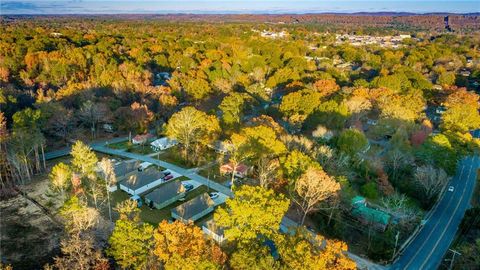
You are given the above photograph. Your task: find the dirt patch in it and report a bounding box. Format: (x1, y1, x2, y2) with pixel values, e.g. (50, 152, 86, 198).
(0, 194, 63, 269)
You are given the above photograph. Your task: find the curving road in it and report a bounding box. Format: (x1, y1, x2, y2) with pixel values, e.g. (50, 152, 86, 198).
(391, 129, 480, 270)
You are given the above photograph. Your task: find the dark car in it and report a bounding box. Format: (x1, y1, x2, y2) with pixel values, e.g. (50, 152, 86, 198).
(163, 171, 171, 176)
(183, 183, 194, 192)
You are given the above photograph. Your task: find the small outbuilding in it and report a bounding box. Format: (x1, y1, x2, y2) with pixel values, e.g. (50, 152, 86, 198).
(144, 180, 186, 209)
(171, 193, 215, 223)
(150, 137, 178, 151)
(351, 196, 391, 231)
(120, 168, 165, 195)
(202, 218, 226, 244)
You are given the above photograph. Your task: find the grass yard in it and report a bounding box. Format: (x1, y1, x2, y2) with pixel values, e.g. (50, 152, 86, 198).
(198, 164, 230, 184)
(107, 140, 131, 150)
(154, 146, 191, 168)
(107, 184, 215, 226)
(128, 145, 156, 155)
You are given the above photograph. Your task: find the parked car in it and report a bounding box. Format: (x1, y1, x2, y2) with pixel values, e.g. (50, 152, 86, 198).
(163, 171, 171, 176)
(183, 183, 194, 192)
(209, 192, 219, 199)
(448, 186, 454, 192)
(130, 195, 143, 207)
(163, 174, 174, 181)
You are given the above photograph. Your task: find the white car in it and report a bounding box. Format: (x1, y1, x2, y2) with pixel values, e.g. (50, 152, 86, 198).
(448, 186, 454, 192)
(209, 192, 219, 199)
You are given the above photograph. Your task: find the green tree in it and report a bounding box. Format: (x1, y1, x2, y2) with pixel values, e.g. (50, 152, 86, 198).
(437, 71, 456, 86)
(214, 185, 289, 245)
(219, 93, 248, 126)
(337, 129, 368, 156)
(281, 150, 317, 182)
(70, 140, 98, 178)
(184, 78, 212, 101)
(441, 105, 480, 133)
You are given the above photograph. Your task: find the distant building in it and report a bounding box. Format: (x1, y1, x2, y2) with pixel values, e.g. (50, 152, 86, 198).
(150, 137, 178, 151)
(171, 193, 215, 223)
(144, 180, 186, 209)
(351, 196, 391, 231)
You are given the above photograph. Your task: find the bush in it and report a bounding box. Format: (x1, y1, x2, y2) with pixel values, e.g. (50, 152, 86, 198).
(361, 182, 379, 200)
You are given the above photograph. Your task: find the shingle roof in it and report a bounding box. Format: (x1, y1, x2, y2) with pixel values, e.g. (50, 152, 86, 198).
(114, 160, 140, 177)
(122, 168, 165, 190)
(145, 180, 184, 204)
(172, 193, 214, 221)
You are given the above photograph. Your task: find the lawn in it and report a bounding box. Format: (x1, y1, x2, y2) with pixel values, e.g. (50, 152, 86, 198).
(198, 164, 230, 185)
(107, 140, 131, 150)
(128, 145, 155, 155)
(107, 184, 215, 226)
(154, 146, 191, 168)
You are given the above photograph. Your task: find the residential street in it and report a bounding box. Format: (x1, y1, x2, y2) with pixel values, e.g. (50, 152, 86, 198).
(391, 130, 480, 270)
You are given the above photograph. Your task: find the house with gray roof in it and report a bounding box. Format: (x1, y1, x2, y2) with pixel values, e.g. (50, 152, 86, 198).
(171, 193, 215, 223)
(114, 160, 140, 178)
(144, 180, 186, 209)
(119, 168, 165, 195)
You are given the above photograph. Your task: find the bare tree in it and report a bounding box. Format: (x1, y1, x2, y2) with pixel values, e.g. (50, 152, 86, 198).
(292, 167, 341, 225)
(414, 165, 449, 201)
(256, 157, 280, 188)
(98, 158, 116, 222)
(78, 101, 109, 139)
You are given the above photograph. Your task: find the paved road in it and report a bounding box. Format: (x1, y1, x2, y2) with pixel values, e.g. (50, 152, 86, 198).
(391, 129, 480, 270)
(90, 142, 233, 197)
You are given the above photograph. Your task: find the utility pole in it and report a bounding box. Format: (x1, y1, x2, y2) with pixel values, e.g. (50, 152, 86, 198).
(391, 231, 400, 261)
(448, 249, 461, 270)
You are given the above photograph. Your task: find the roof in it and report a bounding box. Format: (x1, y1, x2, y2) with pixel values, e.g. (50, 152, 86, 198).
(122, 168, 165, 191)
(133, 133, 154, 142)
(151, 137, 177, 147)
(145, 180, 184, 204)
(114, 160, 140, 177)
(220, 162, 249, 174)
(202, 218, 225, 236)
(352, 205, 390, 225)
(351, 196, 366, 205)
(172, 193, 214, 221)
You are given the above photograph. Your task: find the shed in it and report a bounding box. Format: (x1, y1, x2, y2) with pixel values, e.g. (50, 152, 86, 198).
(202, 218, 226, 244)
(171, 193, 215, 223)
(150, 137, 178, 151)
(120, 168, 165, 195)
(144, 180, 185, 209)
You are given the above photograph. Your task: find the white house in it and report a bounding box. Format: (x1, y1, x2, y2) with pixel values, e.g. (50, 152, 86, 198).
(119, 169, 165, 195)
(150, 137, 178, 151)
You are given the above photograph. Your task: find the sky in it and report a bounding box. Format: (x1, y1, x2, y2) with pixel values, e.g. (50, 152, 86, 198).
(1, 0, 479, 15)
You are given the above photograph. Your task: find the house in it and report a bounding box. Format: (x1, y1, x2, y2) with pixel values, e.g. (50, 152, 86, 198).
(219, 162, 250, 178)
(171, 193, 215, 223)
(119, 168, 165, 195)
(202, 218, 226, 244)
(114, 160, 141, 178)
(150, 137, 178, 151)
(351, 196, 391, 231)
(144, 180, 186, 209)
(132, 134, 154, 145)
(209, 141, 232, 154)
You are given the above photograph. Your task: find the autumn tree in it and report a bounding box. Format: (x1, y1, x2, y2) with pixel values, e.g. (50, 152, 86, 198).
(153, 220, 226, 268)
(219, 93, 249, 126)
(108, 200, 155, 270)
(312, 79, 340, 97)
(59, 196, 99, 234)
(214, 185, 290, 245)
(115, 102, 154, 133)
(51, 233, 109, 270)
(275, 229, 356, 270)
(165, 107, 220, 163)
(49, 162, 72, 202)
(441, 105, 480, 133)
(293, 166, 340, 225)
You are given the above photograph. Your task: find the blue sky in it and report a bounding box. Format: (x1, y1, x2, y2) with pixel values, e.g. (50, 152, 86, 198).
(1, 1, 479, 15)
